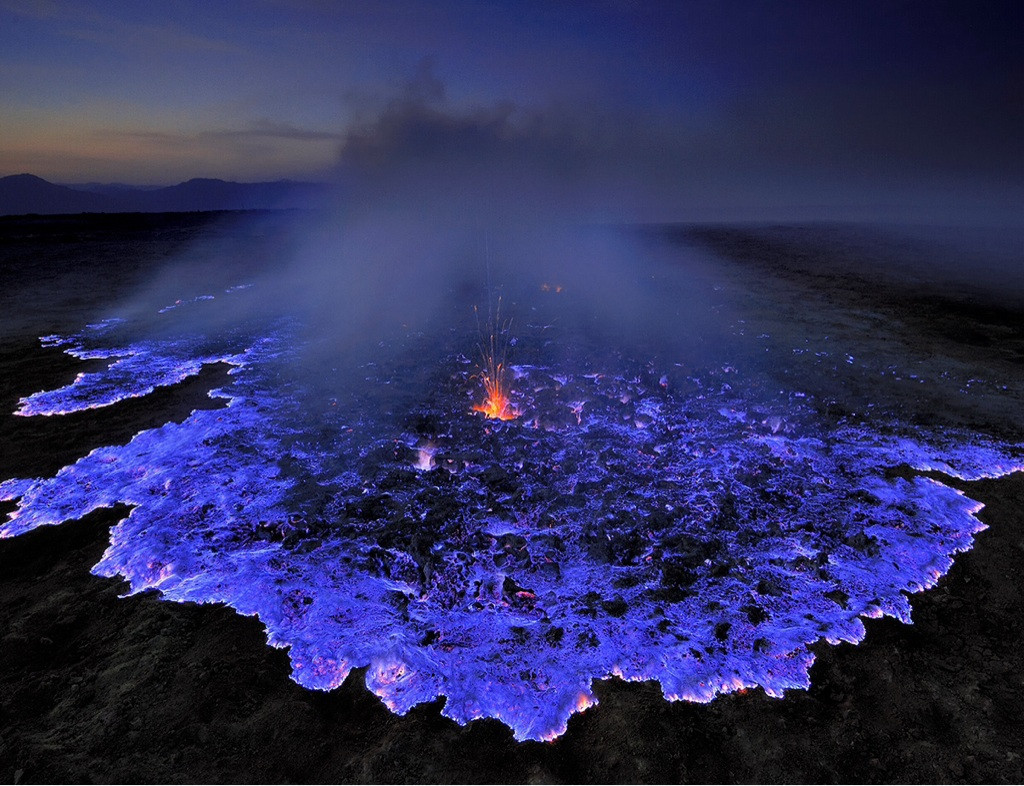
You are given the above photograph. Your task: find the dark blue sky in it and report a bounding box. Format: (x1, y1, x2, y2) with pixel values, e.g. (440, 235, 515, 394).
(1, 0, 1020, 220)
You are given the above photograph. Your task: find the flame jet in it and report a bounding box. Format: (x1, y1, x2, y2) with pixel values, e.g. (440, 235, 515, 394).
(472, 298, 518, 421)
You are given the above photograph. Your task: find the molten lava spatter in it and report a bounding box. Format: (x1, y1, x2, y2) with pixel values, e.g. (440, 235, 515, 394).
(473, 368, 518, 420)
(472, 299, 518, 421)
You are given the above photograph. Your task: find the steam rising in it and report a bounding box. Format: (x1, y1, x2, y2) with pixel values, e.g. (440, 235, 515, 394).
(107, 68, 732, 385)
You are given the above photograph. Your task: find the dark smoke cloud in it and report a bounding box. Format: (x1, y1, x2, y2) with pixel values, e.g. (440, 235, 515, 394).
(330, 69, 625, 225)
(317, 55, 1024, 227)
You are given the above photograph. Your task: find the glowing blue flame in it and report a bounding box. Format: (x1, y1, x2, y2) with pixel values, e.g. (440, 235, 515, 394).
(2, 300, 1021, 742)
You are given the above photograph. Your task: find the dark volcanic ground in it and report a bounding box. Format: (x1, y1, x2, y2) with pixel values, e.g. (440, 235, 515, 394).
(1, 214, 1022, 783)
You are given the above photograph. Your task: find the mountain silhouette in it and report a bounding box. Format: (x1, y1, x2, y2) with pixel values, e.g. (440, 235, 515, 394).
(0, 174, 117, 215)
(0, 174, 327, 215)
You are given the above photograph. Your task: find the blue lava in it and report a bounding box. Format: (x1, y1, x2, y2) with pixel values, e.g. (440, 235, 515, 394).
(2, 304, 1022, 742)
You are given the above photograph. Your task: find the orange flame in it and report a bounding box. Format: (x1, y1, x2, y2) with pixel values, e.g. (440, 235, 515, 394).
(473, 367, 518, 421)
(472, 299, 519, 421)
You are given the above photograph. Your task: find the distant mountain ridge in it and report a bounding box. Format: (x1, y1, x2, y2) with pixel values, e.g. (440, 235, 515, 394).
(0, 173, 329, 216)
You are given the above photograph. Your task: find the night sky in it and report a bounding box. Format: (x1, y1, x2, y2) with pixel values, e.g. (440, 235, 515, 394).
(1, 0, 1021, 222)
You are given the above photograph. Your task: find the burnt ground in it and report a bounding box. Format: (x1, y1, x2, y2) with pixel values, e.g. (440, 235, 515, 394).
(1, 214, 1023, 783)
